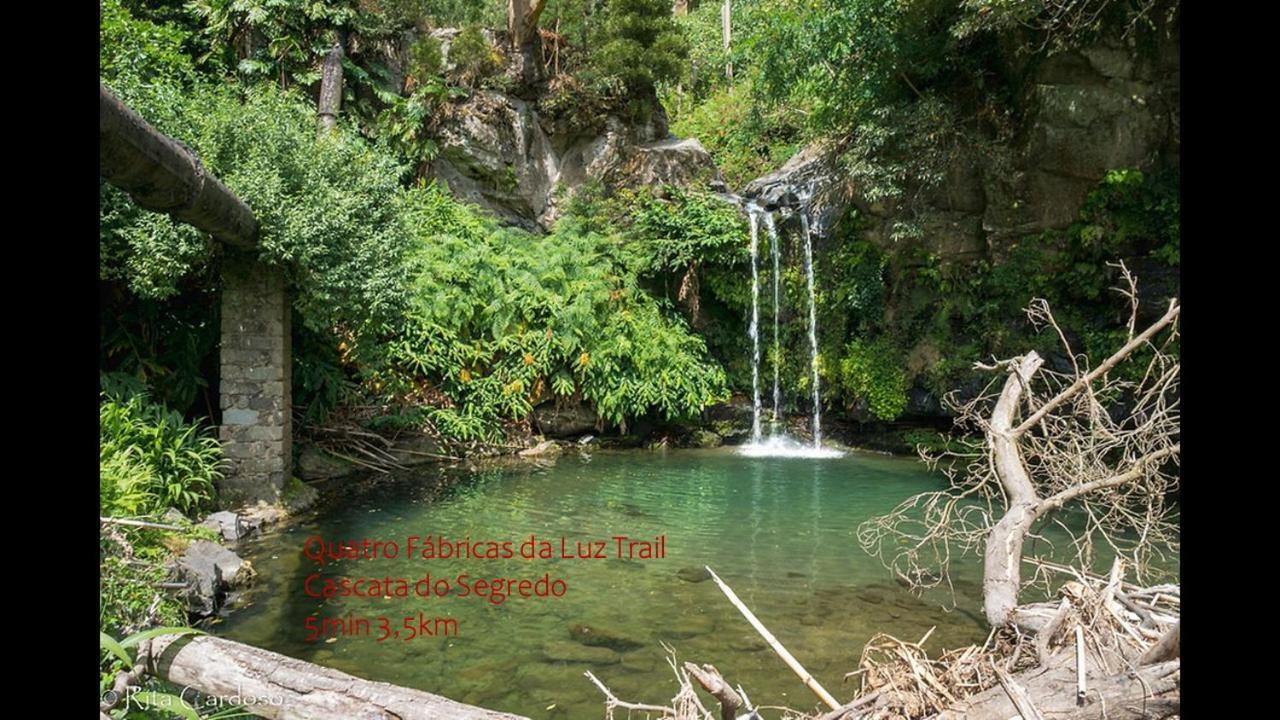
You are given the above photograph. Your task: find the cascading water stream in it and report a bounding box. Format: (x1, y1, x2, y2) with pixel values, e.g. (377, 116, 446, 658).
(747, 206, 763, 444)
(799, 211, 823, 448)
(737, 200, 841, 459)
(766, 211, 782, 429)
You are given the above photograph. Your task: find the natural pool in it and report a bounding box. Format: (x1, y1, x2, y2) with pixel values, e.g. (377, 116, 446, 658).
(217, 447, 995, 718)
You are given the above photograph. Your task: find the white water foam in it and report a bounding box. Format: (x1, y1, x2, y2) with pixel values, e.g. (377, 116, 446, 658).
(738, 435, 845, 459)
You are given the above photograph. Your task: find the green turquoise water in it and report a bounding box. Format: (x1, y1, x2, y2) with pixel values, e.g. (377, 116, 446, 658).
(217, 447, 994, 718)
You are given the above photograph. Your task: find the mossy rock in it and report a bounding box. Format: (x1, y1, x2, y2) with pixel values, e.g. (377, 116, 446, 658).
(568, 623, 643, 652)
(687, 430, 723, 448)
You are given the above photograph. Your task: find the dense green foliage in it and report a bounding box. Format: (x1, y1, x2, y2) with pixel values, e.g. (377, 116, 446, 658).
(98, 387, 226, 665)
(100, 0, 1179, 444)
(449, 25, 504, 87)
(101, 0, 730, 445)
(814, 167, 1182, 412)
(359, 185, 729, 438)
(668, 81, 802, 189)
(836, 339, 908, 421)
(100, 391, 224, 516)
(589, 0, 689, 95)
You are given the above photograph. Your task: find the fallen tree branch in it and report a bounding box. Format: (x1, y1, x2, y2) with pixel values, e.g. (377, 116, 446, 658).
(684, 662, 743, 720)
(100, 517, 186, 531)
(584, 670, 676, 715)
(1012, 299, 1180, 437)
(1138, 621, 1179, 666)
(995, 668, 1045, 720)
(705, 566, 842, 710)
(945, 659, 1179, 720)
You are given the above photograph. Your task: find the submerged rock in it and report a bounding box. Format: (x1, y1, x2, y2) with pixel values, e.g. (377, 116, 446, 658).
(857, 589, 885, 605)
(569, 623, 643, 652)
(728, 634, 768, 652)
(676, 566, 712, 583)
(664, 613, 715, 639)
(542, 640, 621, 664)
(620, 652, 660, 673)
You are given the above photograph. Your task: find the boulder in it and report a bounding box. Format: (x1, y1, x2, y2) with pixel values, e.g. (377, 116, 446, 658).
(176, 540, 254, 616)
(687, 429, 723, 448)
(296, 444, 358, 481)
(386, 432, 446, 467)
(704, 397, 753, 441)
(519, 439, 562, 458)
(741, 140, 847, 237)
(160, 507, 188, 527)
(200, 511, 253, 542)
(534, 402, 598, 437)
(620, 137, 722, 190)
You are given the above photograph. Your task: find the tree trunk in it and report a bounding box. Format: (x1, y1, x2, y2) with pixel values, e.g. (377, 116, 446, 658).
(318, 29, 346, 133)
(507, 0, 548, 86)
(146, 633, 528, 720)
(721, 0, 733, 81)
(982, 351, 1044, 628)
(99, 83, 258, 248)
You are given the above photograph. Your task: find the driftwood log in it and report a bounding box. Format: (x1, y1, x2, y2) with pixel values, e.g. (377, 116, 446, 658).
(941, 659, 1179, 720)
(146, 633, 528, 720)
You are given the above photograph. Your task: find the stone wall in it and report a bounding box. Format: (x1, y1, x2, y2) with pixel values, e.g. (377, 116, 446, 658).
(218, 251, 292, 505)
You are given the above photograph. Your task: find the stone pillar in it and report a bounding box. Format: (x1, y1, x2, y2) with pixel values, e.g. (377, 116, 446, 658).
(218, 251, 292, 506)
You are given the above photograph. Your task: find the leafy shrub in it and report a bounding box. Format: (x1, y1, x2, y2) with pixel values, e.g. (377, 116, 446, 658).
(669, 80, 802, 189)
(589, 0, 689, 95)
(408, 34, 445, 86)
(837, 338, 908, 421)
(627, 188, 747, 274)
(359, 183, 729, 437)
(99, 392, 224, 516)
(448, 26, 502, 87)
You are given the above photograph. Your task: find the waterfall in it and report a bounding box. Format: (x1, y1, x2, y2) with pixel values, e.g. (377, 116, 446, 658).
(747, 206, 763, 444)
(799, 211, 822, 448)
(765, 211, 782, 428)
(736, 200, 840, 459)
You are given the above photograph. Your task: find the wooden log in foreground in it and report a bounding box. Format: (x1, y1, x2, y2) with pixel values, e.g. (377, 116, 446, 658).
(147, 634, 528, 720)
(940, 659, 1179, 720)
(99, 83, 259, 248)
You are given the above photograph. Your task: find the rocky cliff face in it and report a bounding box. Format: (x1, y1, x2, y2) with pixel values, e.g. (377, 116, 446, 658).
(430, 92, 723, 230)
(743, 33, 1180, 262)
(359, 26, 725, 231)
(373, 27, 724, 231)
